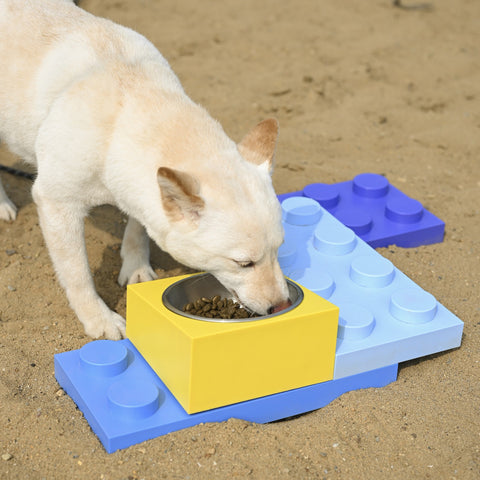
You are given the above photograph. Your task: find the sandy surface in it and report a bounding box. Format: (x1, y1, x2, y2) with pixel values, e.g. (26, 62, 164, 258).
(1, 0, 479, 478)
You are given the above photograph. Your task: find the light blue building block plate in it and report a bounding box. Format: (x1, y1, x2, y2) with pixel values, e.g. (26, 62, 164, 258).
(279, 196, 463, 379)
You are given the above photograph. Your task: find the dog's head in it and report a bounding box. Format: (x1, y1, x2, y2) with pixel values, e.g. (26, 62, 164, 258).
(156, 119, 290, 315)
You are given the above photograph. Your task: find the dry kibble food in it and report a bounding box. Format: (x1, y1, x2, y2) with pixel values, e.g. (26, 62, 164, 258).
(183, 295, 258, 320)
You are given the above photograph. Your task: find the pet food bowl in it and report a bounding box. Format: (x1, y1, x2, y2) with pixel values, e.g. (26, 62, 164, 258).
(162, 273, 303, 323)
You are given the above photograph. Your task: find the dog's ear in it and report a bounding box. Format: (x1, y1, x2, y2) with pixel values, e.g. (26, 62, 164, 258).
(157, 167, 204, 223)
(238, 118, 278, 175)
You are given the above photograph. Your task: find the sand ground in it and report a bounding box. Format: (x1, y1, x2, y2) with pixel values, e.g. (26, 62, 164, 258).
(0, 0, 479, 478)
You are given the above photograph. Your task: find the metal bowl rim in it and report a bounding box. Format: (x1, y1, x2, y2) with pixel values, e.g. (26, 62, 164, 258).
(162, 273, 304, 323)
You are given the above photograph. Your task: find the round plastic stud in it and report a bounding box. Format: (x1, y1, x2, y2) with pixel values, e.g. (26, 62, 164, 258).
(352, 173, 389, 198)
(350, 255, 395, 288)
(107, 380, 161, 421)
(385, 197, 424, 224)
(278, 241, 297, 270)
(79, 340, 128, 377)
(291, 268, 336, 299)
(389, 288, 438, 324)
(281, 197, 323, 226)
(302, 183, 340, 209)
(335, 210, 373, 236)
(313, 222, 357, 256)
(337, 303, 376, 341)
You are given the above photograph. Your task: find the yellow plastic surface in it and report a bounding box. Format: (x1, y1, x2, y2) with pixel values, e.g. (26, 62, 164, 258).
(126, 274, 339, 414)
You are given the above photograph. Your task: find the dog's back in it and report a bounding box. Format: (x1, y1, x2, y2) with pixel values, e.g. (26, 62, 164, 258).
(0, 0, 180, 162)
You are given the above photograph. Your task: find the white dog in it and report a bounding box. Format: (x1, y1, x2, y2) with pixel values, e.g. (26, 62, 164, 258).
(0, 0, 290, 339)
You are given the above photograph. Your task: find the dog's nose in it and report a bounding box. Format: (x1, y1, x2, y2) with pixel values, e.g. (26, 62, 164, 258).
(268, 300, 292, 315)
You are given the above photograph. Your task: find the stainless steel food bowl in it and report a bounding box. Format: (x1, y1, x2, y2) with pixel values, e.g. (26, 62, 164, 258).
(162, 273, 303, 323)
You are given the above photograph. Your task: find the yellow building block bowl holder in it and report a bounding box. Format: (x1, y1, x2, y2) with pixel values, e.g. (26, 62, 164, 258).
(126, 273, 339, 414)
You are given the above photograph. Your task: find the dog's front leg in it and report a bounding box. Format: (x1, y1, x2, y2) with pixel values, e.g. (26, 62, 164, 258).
(0, 176, 17, 221)
(32, 186, 126, 339)
(118, 216, 158, 286)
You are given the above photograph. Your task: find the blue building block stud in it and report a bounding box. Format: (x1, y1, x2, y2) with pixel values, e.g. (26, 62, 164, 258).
(277, 173, 445, 248)
(279, 196, 463, 379)
(55, 339, 398, 453)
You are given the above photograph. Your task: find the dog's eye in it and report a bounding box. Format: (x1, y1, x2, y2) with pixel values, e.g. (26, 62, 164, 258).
(236, 260, 255, 268)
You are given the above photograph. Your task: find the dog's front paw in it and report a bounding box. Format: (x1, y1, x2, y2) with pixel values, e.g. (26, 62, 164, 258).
(0, 199, 17, 221)
(83, 310, 126, 340)
(118, 263, 158, 286)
